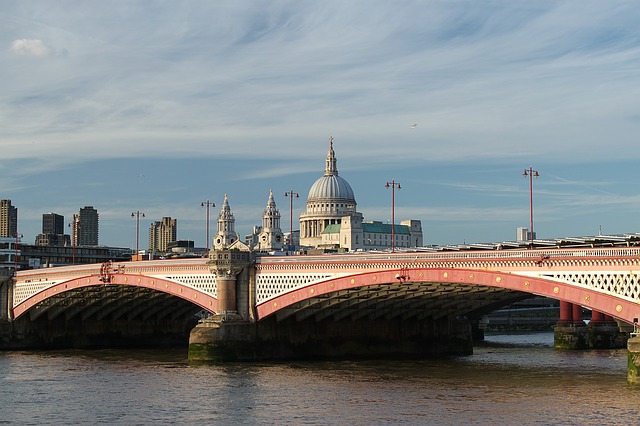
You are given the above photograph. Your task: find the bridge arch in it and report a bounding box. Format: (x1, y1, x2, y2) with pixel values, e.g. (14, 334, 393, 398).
(256, 267, 640, 324)
(12, 273, 218, 321)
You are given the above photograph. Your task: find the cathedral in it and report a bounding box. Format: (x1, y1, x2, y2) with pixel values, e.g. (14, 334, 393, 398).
(218, 137, 423, 253)
(299, 136, 363, 248)
(300, 137, 423, 251)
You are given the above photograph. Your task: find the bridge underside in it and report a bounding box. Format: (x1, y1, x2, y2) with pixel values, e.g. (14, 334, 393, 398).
(23, 285, 203, 323)
(258, 267, 640, 325)
(213, 281, 532, 361)
(7, 285, 203, 349)
(273, 282, 530, 324)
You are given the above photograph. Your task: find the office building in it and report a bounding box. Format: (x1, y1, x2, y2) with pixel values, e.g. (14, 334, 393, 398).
(149, 217, 177, 252)
(0, 200, 17, 238)
(77, 206, 99, 246)
(35, 212, 70, 247)
(42, 213, 64, 235)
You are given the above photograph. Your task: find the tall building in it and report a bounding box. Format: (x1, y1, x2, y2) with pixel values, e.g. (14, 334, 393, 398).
(77, 206, 99, 246)
(35, 212, 70, 247)
(516, 227, 535, 242)
(42, 213, 64, 235)
(0, 199, 17, 238)
(299, 137, 423, 251)
(149, 217, 177, 252)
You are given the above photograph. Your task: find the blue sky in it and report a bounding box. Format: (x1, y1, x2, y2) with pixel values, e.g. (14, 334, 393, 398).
(2, 1, 640, 249)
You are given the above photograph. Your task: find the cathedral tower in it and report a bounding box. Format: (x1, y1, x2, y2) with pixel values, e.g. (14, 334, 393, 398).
(257, 190, 284, 251)
(213, 194, 240, 250)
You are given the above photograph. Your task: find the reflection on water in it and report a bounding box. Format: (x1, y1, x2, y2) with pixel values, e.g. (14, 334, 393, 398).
(1, 332, 640, 425)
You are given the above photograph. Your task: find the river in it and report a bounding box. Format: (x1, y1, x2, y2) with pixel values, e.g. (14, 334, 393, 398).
(1, 332, 639, 425)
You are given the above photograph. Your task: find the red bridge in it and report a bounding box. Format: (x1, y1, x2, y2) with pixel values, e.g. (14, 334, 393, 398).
(12, 246, 640, 326)
(11, 245, 640, 383)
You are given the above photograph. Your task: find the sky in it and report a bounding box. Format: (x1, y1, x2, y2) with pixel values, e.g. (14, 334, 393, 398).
(2, 1, 640, 250)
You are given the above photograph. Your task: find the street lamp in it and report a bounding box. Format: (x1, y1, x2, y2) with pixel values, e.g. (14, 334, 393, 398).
(284, 190, 299, 251)
(67, 217, 80, 265)
(13, 233, 22, 272)
(201, 200, 215, 255)
(131, 210, 145, 260)
(385, 180, 401, 253)
(523, 166, 540, 247)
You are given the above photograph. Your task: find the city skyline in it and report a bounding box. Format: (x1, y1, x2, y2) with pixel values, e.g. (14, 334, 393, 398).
(2, 2, 640, 249)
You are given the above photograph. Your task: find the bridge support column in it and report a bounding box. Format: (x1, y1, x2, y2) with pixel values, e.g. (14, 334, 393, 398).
(470, 317, 486, 342)
(0, 272, 11, 322)
(216, 275, 237, 318)
(627, 334, 640, 384)
(554, 302, 588, 349)
(0, 274, 12, 347)
(188, 248, 255, 362)
(588, 311, 627, 349)
(572, 303, 583, 324)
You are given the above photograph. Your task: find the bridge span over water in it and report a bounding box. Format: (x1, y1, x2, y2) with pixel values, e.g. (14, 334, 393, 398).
(10, 246, 640, 326)
(9, 245, 640, 383)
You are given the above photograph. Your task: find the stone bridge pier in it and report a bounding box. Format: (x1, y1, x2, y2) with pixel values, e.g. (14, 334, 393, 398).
(188, 249, 257, 361)
(188, 250, 477, 362)
(0, 272, 12, 344)
(554, 301, 627, 350)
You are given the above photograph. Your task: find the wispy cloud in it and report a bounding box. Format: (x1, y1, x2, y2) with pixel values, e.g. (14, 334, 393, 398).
(1, 1, 638, 166)
(2, 1, 640, 246)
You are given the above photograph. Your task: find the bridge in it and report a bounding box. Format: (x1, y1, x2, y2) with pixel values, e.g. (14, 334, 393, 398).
(10, 246, 640, 326)
(7, 245, 640, 380)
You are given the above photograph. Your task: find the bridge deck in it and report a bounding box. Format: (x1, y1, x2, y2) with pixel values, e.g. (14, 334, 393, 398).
(11, 247, 640, 324)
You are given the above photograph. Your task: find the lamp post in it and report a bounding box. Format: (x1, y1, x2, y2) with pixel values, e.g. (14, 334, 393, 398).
(13, 233, 22, 272)
(201, 200, 215, 255)
(385, 179, 401, 253)
(284, 190, 299, 251)
(131, 210, 145, 260)
(523, 166, 539, 247)
(67, 217, 80, 265)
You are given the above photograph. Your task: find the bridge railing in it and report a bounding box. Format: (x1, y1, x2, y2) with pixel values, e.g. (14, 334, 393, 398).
(256, 247, 640, 264)
(14, 258, 210, 282)
(14, 246, 640, 281)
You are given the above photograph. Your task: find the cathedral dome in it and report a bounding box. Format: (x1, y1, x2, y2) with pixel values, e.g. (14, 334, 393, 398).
(306, 137, 356, 205)
(307, 175, 355, 203)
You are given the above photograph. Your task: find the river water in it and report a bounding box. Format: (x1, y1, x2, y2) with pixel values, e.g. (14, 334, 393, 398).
(1, 332, 639, 425)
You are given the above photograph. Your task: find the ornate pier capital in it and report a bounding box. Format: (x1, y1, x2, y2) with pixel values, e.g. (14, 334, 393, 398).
(207, 248, 251, 279)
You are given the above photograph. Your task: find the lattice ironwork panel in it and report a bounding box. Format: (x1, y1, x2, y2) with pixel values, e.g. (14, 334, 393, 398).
(550, 272, 640, 304)
(155, 274, 218, 298)
(256, 273, 334, 304)
(13, 280, 65, 307)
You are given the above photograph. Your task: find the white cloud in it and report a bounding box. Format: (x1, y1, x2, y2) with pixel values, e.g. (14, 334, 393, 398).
(10, 39, 55, 56)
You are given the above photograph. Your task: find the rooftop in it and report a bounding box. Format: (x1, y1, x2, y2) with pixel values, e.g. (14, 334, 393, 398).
(322, 223, 411, 235)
